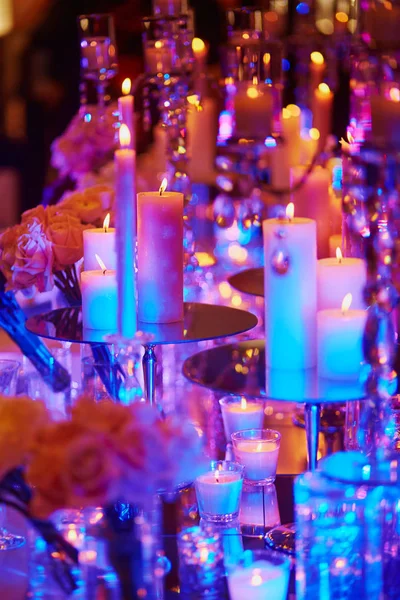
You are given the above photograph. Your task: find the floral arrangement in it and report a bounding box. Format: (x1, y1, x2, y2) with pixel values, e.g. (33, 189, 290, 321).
(0, 185, 115, 304)
(51, 104, 119, 181)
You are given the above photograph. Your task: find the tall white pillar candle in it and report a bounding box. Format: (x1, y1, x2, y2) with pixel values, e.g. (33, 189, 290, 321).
(115, 125, 137, 337)
(81, 262, 118, 331)
(228, 560, 290, 600)
(290, 166, 331, 258)
(282, 105, 301, 167)
(317, 294, 366, 380)
(317, 249, 366, 310)
(83, 214, 116, 271)
(312, 83, 333, 152)
(234, 83, 273, 140)
(187, 96, 218, 184)
(263, 205, 317, 368)
(118, 78, 134, 148)
(137, 180, 184, 323)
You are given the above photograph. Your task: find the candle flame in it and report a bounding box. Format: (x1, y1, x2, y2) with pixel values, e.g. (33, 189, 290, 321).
(318, 82, 331, 95)
(192, 37, 206, 54)
(287, 104, 301, 118)
(389, 87, 400, 102)
(347, 130, 355, 144)
(286, 202, 295, 220)
(240, 397, 247, 410)
(282, 107, 291, 120)
(310, 51, 324, 66)
(95, 254, 107, 275)
(336, 247, 342, 263)
(309, 127, 320, 141)
(256, 442, 263, 452)
(155, 40, 163, 49)
(341, 293, 352, 314)
(103, 213, 110, 232)
(122, 78, 131, 96)
(251, 571, 263, 587)
(336, 11, 348, 23)
(119, 124, 131, 148)
(159, 178, 168, 195)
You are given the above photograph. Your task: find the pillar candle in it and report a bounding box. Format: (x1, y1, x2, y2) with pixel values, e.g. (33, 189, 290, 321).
(263, 205, 317, 369)
(312, 83, 333, 152)
(118, 79, 134, 148)
(290, 166, 331, 258)
(228, 560, 289, 600)
(234, 83, 273, 140)
(81, 267, 117, 331)
(282, 105, 301, 166)
(187, 96, 218, 184)
(317, 294, 367, 380)
(299, 127, 320, 166)
(137, 181, 184, 323)
(310, 51, 325, 92)
(195, 471, 243, 519)
(83, 215, 116, 271)
(317, 250, 366, 310)
(115, 125, 137, 337)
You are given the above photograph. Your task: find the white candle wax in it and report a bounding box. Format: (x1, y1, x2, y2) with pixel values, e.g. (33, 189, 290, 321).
(115, 143, 137, 337)
(317, 256, 366, 311)
(195, 472, 243, 519)
(81, 270, 117, 331)
(312, 83, 333, 152)
(220, 400, 264, 441)
(233, 440, 279, 482)
(83, 227, 116, 271)
(282, 105, 301, 167)
(118, 95, 134, 148)
(263, 216, 317, 369)
(137, 190, 184, 323)
(234, 83, 273, 140)
(317, 307, 367, 380)
(290, 166, 331, 258)
(228, 560, 289, 600)
(187, 97, 218, 184)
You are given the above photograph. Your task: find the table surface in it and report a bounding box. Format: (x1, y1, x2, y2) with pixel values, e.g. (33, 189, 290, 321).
(25, 303, 258, 346)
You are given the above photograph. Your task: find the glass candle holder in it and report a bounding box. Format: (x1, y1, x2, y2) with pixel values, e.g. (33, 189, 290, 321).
(226, 7, 264, 45)
(178, 524, 226, 597)
(195, 460, 244, 523)
(142, 14, 192, 76)
(227, 549, 290, 600)
(219, 395, 265, 442)
(232, 429, 281, 485)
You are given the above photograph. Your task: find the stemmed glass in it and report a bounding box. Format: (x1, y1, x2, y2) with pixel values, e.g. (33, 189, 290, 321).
(0, 359, 25, 549)
(77, 14, 118, 112)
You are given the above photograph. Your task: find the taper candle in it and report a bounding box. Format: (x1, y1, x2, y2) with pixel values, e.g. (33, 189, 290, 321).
(282, 105, 301, 166)
(118, 78, 134, 148)
(115, 124, 137, 337)
(312, 83, 333, 152)
(187, 95, 218, 184)
(137, 179, 184, 323)
(263, 203, 317, 369)
(310, 51, 325, 92)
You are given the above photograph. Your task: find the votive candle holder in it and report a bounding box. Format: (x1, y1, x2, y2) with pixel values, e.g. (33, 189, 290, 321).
(232, 429, 281, 485)
(195, 460, 244, 523)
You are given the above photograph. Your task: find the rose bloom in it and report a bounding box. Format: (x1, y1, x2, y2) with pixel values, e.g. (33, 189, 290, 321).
(46, 213, 90, 270)
(12, 219, 54, 292)
(21, 205, 76, 227)
(0, 395, 50, 479)
(0, 223, 27, 283)
(59, 185, 114, 225)
(28, 422, 123, 519)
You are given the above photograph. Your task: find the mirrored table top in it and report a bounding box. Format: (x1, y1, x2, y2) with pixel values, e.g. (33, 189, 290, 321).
(183, 340, 366, 404)
(25, 303, 258, 346)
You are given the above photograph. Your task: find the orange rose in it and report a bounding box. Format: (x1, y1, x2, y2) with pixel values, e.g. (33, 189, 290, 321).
(28, 422, 122, 518)
(59, 185, 114, 225)
(46, 213, 89, 269)
(0, 223, 27, 283)
(0, 395, 50, 479)
(71, 395, 133, 436)
(12, 220, 53, 292)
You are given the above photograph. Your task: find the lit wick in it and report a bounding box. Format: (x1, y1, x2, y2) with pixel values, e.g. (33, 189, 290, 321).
(286, 202, 295, 222)
(336, 247, 343, 264)
(341, 293, 352, 316)
(95, 254, 107, 275)
(103, 213, 110, 233)
(159, 177, 168, 197)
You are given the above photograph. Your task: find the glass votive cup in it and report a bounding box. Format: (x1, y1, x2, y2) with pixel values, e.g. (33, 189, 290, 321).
(195, 461, 244, 523)
(232, 429, 281, 485)
(178, 524, 225, 597)
(227, 549, 290, 600)
(219, 395, 265, 442)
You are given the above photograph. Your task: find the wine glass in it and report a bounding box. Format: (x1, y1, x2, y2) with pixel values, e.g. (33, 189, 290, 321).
(0, 359, 25, 550)
(77, 14, 118, 111)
